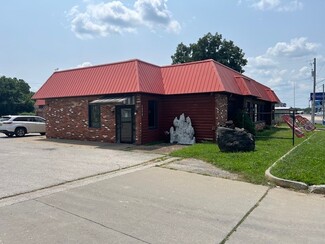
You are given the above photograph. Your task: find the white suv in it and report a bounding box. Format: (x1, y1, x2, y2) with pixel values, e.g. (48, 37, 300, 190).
(0, 115, 46, 137)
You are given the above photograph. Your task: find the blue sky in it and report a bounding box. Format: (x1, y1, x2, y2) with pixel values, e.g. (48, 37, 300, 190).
(1, 0, 324, 108)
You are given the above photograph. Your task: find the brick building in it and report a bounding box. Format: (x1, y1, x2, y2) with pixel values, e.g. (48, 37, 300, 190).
(32, 59, 280, 144)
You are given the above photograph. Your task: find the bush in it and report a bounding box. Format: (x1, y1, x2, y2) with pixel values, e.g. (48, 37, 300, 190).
(234, 110, 256, 135)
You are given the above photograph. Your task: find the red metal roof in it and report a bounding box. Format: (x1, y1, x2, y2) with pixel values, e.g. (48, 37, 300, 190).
(162, 60, 224, 94)
(32, 59, 280, 103)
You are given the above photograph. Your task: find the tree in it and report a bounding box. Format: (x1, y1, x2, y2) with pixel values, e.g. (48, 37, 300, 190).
(0, 76, 34, 116)
(171, 32, 247, 73)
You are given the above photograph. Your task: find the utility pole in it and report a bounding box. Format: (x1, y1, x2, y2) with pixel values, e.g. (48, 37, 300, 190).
(311, 58, 316, 124)
(322, 84, 325, 124)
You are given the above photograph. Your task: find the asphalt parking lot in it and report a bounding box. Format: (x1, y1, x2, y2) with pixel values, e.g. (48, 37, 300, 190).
(0, 134, 161, 199)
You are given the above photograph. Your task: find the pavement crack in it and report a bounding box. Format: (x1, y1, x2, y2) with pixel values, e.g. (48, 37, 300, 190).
(219, 187, 272, 244)
(34, 199, 152, 244)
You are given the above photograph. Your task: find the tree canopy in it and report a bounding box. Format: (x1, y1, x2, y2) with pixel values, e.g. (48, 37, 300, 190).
(0, 76, 34, 116)
(171, 32, 247, 73)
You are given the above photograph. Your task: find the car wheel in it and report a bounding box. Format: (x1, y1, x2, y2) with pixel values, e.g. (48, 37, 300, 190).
(15, 127, 26, 137)
(40, 133, 46, 136)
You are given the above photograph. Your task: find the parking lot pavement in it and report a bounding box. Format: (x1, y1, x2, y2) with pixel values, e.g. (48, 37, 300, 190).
(0, 134, 162, 199)
(0, 167, 268, 244)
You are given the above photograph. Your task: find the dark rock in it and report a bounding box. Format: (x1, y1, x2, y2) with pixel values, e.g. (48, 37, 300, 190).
(217, 127, 255, 152)
(225, 120, 235, 129)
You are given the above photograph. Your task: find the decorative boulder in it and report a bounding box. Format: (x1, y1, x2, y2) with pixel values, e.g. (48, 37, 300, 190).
(170, 113, 196, 145)
(217, 127, 255, 152)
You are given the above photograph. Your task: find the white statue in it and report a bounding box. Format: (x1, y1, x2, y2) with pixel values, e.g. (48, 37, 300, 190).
(170, 113, 195, 145)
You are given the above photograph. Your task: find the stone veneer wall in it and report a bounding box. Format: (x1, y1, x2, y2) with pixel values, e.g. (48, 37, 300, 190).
(45, 97, 116, 142)
(135, 94, 142, 145)
(215, 93, 228, 138)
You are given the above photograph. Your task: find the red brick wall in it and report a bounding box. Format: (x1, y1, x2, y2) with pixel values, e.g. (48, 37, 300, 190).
(44, 93, 229, 144)
(135, 94, 142, 145)
(45, 97, 116, 143)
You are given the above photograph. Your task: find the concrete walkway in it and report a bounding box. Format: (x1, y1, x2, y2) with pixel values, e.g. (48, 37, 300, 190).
(1, 166, 324, 244)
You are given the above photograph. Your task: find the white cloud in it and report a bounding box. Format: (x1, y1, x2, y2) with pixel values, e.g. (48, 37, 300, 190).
(266, 37, 320, 58)
(241, 0, 303, 12)
(247, 55, 277, 69)
(77, 61, 93, 68)
(245, 37, 322, 107)
(67, 0, 180, 39)
(291, 66, 310, 80)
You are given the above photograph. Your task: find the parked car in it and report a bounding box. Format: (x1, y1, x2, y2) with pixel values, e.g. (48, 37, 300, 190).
(0, 115, 46, 137)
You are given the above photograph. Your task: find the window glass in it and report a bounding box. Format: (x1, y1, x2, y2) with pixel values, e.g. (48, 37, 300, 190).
(148, 100, 158, 129)
(14, 117, 28, 121)
(89, 104, 101, 128)
(0, 117, 10, 121)
(35, 117, 45, 122)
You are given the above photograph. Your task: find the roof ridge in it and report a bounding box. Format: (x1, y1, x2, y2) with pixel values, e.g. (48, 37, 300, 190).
(209, 61, 226, 92)
(53, 59, 151, 74)
(234, 76, 250, 95)
(162, 59, 214, 69)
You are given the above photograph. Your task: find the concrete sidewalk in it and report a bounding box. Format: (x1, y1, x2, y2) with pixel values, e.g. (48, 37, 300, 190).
(0, 167, 267, 243)
(227, 187, 325, 243)
(1, 167, 324, 244)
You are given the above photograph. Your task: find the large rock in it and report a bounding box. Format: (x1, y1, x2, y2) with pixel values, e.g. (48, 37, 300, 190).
(217, 127, 255, 152)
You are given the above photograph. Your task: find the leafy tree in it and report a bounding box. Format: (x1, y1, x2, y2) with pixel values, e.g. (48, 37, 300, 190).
(0, 76, 35, 116)
(171, 32, 247, 73)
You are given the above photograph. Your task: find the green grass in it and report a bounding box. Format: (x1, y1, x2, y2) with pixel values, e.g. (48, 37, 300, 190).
(271, 130, 325, 185)
(170, 126, 308, 185)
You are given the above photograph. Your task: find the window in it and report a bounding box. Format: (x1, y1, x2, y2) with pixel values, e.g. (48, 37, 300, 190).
(89, 104, 101, 128)
(35, 117, 45, 123)
(148, 100, 158, 129)
(14, 117, 30, 121)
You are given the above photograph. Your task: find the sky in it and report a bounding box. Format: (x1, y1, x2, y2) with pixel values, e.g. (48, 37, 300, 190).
(1, 0, 325, 108)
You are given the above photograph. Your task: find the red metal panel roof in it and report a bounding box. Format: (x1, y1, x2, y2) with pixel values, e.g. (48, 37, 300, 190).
(161, 60, 224, 94)
(32, 59, 280, 103)
(34, 60, 140, 99)
(137, 61, 165, 94)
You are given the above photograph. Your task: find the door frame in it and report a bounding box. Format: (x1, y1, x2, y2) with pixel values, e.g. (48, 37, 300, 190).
(116, 105, 135, 143)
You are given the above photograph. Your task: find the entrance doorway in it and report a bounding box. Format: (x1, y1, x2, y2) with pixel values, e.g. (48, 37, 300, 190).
(116, 106, 135, 143)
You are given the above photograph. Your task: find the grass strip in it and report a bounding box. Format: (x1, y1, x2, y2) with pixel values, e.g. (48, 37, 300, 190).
(170, 126, 307, 185)
(271, 130, 325, 185)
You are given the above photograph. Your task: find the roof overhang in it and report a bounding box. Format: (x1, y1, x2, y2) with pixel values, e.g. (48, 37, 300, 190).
(89, 98, 128, 105)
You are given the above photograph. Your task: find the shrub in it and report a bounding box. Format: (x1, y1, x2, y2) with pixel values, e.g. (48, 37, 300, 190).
(233, 110, 256, 135)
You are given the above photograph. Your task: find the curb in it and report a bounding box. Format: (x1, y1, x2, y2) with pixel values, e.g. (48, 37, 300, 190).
(309, 185, 325, 194)
(265, 134, 325, 194)
(265, 168, 308, 190)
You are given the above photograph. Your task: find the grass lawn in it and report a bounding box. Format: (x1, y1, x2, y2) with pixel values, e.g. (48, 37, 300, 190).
(170, 126, 308, 185)
(271, 130, 325, 185)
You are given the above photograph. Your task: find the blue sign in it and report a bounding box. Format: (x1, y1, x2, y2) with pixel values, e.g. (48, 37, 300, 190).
(310, 92, 325, 101)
